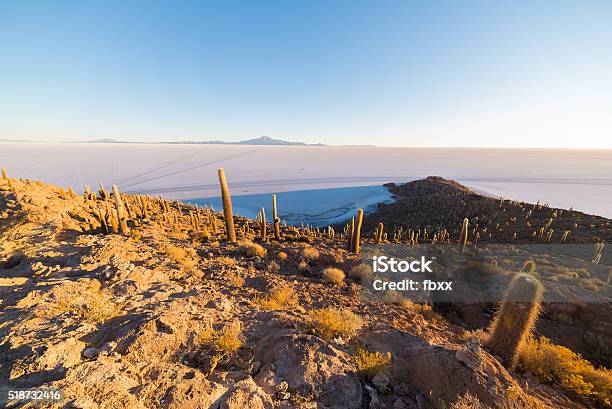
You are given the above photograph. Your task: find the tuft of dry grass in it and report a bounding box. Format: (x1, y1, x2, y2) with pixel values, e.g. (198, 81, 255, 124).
(449, 393, 487, 409)
(256, 285, 299, 310)
(196, 323, 215, 345)
(348, 264, 370, 282)
(267, 260, 280, 274)
(414, 303, 434, 320)
(354, 348, 392, 381)
(301, 246, 320, 262)
(322, 267, 345, 285)
(517, 336, 611, 406)
(277, 251, 288, 261)
(306, 307, 362, 340)
(238, 241, 267, 258)
(164, 244, 197, 271)
(54, 291, 125, 323)
(168, 230, 188, 240)
(190, 229, 211, 243)
(214, 321, 243, 354)
(298, 260, 309, 273)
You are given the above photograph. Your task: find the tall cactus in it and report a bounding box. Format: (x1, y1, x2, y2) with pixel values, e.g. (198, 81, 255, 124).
(486, 273, 543, 369)
(272, 194, 281, 240)
(347, 217, 355, 250)
(459, 218, 469, 252)
(350, 209, 364, 254)
(375, 222, 384, 244)
(259, 207, 267, 241)
(111, 185, 130, 235)
(217, 168, 236, 243)
(1, 168, 7, 180)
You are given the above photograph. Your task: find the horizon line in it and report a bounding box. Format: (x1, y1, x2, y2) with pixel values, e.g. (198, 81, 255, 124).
(1, 139, 611, 150)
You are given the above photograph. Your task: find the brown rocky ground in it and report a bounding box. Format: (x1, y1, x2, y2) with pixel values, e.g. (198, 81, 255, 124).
(0, 175, 609, 408)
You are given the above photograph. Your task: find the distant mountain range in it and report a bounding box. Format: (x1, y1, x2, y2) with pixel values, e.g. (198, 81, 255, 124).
(80, 136, 325, 146)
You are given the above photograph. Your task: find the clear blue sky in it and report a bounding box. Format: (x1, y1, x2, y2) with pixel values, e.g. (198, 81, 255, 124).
(1, 1, 611, 147)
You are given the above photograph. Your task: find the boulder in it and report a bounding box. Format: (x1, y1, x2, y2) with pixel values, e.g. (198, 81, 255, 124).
(361, 329, 531, 407)
(219, 377, 273, 409)
(254, 329, 362, 408)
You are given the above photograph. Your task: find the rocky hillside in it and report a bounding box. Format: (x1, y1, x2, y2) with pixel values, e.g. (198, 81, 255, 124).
(0, 173, 610, 408)
(362, 176, 611, 244)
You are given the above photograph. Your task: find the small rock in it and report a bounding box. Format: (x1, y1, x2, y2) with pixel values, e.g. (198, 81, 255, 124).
(275, 381, 288, 393)
(394, 399, 409, 409)
(372, 373, 389, 393)
(365, 385, 384, 409)
(101, 341, 116, 353)
(155, 318, 175, 334)
(455, 338, 483, 370)
(266, 318, 283, 329)
(393, 383, 409, 396)
(219, 377, 273, 409)
(275, 391, 291, 400)
(83, 347, 100, 359)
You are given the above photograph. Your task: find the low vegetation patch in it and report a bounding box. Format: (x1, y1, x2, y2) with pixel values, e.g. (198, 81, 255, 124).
(164, 244, 197, 271)
(517, 336, 611, 406)
(214, 321, 243, 355)
(238, 241, 267, 258)
(354, 348, 392, 380)
(256, 285, 299, 310)
(348, 264, 370, 282)
(306, 307, 362, 340)
(190, 229, 211, 243)
(322, 267, 345, 285)
(301, 246, 320, 262)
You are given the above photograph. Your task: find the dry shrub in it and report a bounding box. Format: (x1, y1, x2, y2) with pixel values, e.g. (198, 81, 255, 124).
(450, 393, 487, 409)
(196, 323, 215, 345)
(238, 241, 267, 258)
(277, 251, 288, 261)
(348, 264, 370, 282)
(168, 230, 188, 240)
(322, 267, 345, 285)
(256, 285, 299, 310)
(306, 307, 362, 340)
(215, 321, 243, 354)
(54, 290, 125, 323)
(267, 260, 280, 274)
(463, 328, 487, 342)
(301, 246, 320, 262)
(298, 260, 309, 273)
(190, 229, 211, 243)
(164, 244, 197, 271)
(354, 348, 392, 381)
(517, 336, 611, 406)
(195, 321, 242, 357)
(414, 303, 434, 320)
